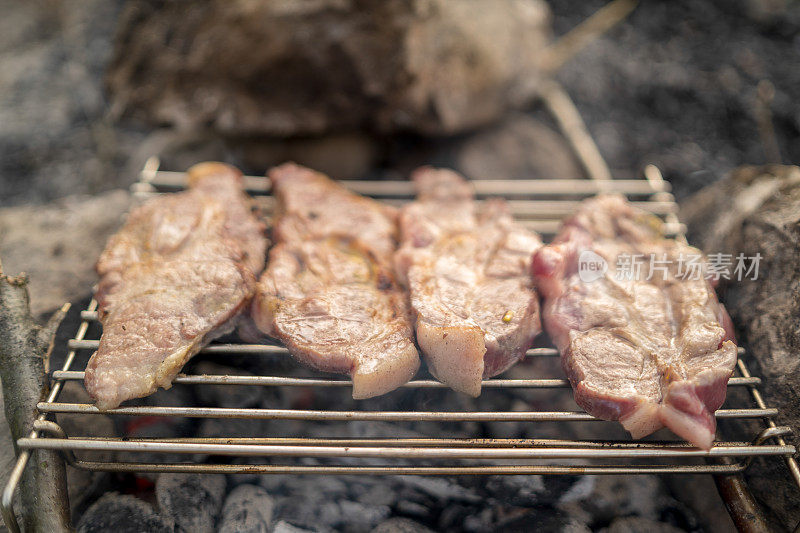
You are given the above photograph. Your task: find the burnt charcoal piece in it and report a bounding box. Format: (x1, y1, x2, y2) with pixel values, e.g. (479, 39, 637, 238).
(490, 507, 585, 533)
(77, 493, 173, 533)
(192, 361, 264, 409)
(532, 194, 736, 449)
(273, 521, 314, 533)
(218, 484, 275, 533)
(156, 473, 227, 533)
(338, 500, 391, 533)
(605, 516, 685, 533)
(371, 518, 436, 533)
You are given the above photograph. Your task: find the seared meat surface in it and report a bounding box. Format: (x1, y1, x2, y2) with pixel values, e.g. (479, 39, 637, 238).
(252, 163, 419, 398)
(532, 194, 737, 449)
(396, 167, 543, 396)
(86, 163, 267, 410)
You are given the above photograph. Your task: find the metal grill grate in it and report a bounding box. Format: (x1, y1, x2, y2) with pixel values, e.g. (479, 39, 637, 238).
(3, 157, 800, 532)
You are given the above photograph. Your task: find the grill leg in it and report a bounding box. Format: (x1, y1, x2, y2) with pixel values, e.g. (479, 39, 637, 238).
(714, 473, 771, 533)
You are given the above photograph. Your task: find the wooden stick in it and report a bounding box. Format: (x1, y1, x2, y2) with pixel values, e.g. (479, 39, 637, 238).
(541, 0, 639, 73)
(540, 80, 613, 182)
(0, 259, 71, 532)
(755, 80, 782, 164)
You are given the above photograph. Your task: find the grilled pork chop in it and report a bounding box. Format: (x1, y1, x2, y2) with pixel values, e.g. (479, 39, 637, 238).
(252, 163, 420, 398)
(532, 194, 737, 449)
(395, 167, 543, 396)
(85, 162, 267, 410)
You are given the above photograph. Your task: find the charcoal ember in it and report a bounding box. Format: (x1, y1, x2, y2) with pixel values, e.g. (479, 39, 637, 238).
(256, 474, 290, 495)
(394, 389, 481, 437)
(493, 508, 590, 533)
(196, 416, 273, 464)
(554, 476, 595, 507)
(191, 361, 264, 408)
(191, 406, 274, 468)
(393, 476, 481, 505)
(437, 504, 480, 532)
(394, 500, 432, 521)
(681, 164, 800, 530)
(77, 493, 173, 533)
(556, 477, 706, 533)
(121, 388, 196, 471)
(603, 516, 685, 533)
(479, 396, 531, 439)
(115, 417, 186, 481)
(274, 496, 337, 531)
(225, 457, 276, 487)
(155, 472, 226, 533)
(56, 382, 117, 455)
(461, 508, 494, 533)
(218, 484, 275, 533)
(274, 495, 389, 533)
(476, 475, 548, 507)
(556, 476, 667, 524)
(371, 517, 435, 533)
(257, 469, 349, 502)
(56, 381, 116, 517)
(391, 482, 445, 523)
(138, 382, 195, 431)
(339, 500, 391, 533)
(273, 521, 314, 533)
(657, 501, 701, 532)
(351, 480, 397, 507)
(660, 475, 733, 533)
(289, 475, 348, 497)
(107, 0, 550, 137)
(198, 417, 272, 440)
(316, 501, 343, 529)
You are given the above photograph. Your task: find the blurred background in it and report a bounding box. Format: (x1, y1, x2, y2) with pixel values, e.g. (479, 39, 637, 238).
(5, 0, 798, 315)
(0, 0, 797, 209)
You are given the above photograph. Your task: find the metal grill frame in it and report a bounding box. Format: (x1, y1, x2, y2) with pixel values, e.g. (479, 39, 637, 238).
(4, 155, 800, 532)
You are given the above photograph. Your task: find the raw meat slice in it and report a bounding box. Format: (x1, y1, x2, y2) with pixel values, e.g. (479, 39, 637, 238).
(85, 162, 267, 409)
(252, 163, 419, 398)
(396, 167, 543, 396)
(531, 194, 737, 449)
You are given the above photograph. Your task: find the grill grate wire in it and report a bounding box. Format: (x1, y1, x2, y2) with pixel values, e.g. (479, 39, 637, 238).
(3, 157, 799, 533)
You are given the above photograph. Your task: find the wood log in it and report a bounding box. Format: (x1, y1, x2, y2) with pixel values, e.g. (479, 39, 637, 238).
(0, 258, 71, 532)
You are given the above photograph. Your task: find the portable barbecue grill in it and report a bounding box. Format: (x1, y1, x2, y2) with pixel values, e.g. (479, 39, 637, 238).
(3, 89, 799, 533)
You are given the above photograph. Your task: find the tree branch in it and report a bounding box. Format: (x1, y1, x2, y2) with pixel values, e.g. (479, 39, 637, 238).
(0, 262, 71, 532)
